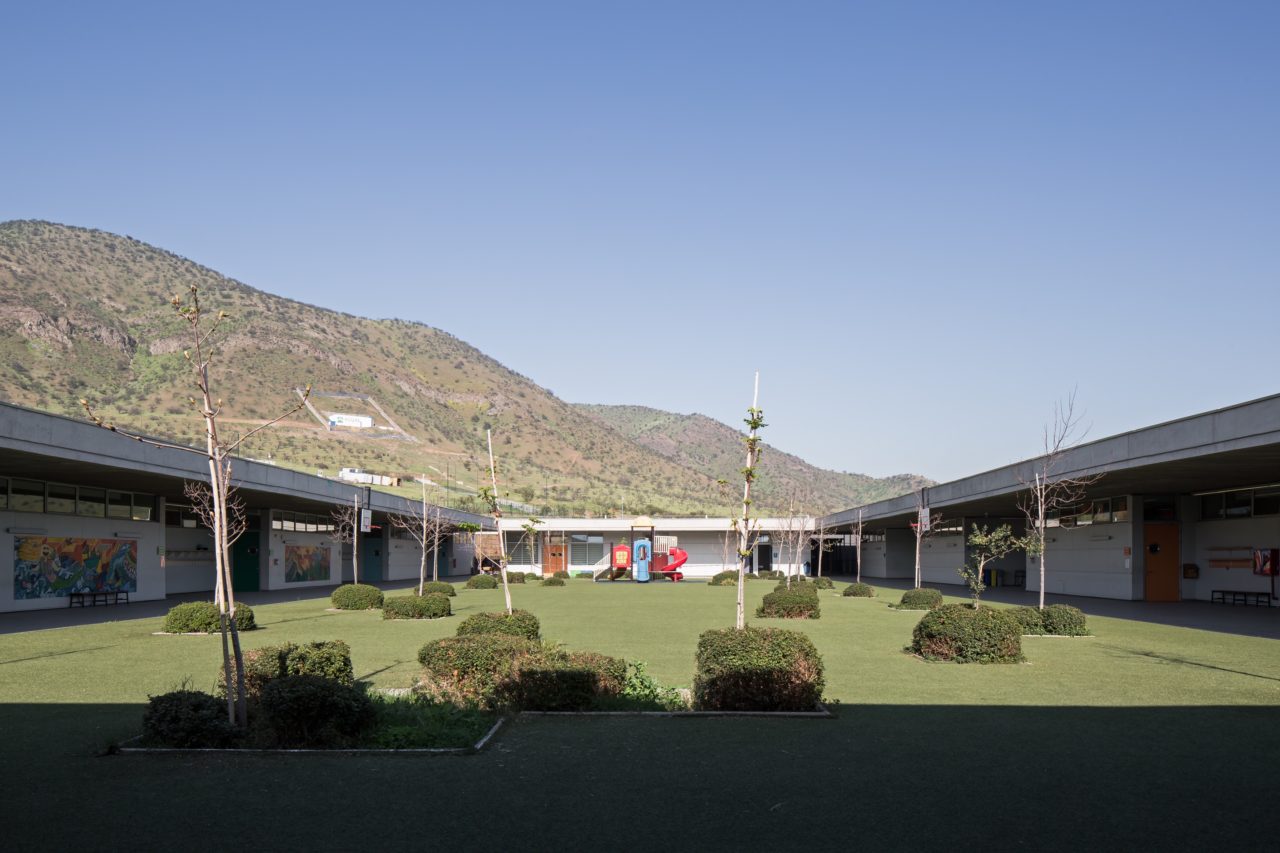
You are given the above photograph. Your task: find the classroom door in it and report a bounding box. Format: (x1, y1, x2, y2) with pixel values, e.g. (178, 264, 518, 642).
(360, 531, 383, 582)
(543, 536, 566, 575)
(1143, 522, 1180, 602)
(756, 543, 772, 573)
(231, 530, 261, 592)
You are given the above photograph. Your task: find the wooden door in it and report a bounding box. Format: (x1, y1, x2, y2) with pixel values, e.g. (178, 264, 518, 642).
(543, 535, 566, 576)
(1144, 522, 1180, 602)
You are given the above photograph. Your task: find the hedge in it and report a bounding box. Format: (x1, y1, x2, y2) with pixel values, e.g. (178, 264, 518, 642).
(755, 570, 784, 580)
(259, 675, 374, 748)
(498, 650, 628, 712)
(331, 583, 384, 610)
(1040, 604, 1089, 636)
(541, 577, 566, 587)
(693, 627, 825, 712)
(911, 604, 1023, 663)
(416, 634, 543, 708)
(897, 588, 943, 610)
(756, 586, 821, 619)
(465, 574, 499, 589)
(456, 610, 541, 641)
(383, 594, 452, 620)
(812, 576, 835, 590)
(142, 690, 237, 748)
(161, 601, 256, 633)
(217, 640, 354, 701)
(708, 570, 738, 586)
(843, 583, 875, 598)
(505, 571, 528, 584)
(552, 569, 571, 579)
(1008, 606, 1044, 634)
(417, 581, 456, 597)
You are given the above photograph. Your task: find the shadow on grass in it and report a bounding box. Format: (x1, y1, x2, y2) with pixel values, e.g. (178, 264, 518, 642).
(1096, 642, 1280, 682)
(3, 701, 1277, 851)
(0, 644, 118, 665)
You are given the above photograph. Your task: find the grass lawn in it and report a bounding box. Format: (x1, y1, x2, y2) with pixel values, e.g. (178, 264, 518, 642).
(2, 579, 1277, 851)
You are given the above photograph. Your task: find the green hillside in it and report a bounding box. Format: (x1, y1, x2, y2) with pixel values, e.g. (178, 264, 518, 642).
(0, 220, 927, 516)
(576, 404, 932, 514)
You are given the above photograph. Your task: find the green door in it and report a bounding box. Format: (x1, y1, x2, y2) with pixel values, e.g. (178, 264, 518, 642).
(360, 531, 383, 582)
(231, 529, 261, 592)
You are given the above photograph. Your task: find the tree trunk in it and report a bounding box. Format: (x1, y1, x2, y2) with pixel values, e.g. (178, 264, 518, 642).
(1037, 478, 1047, 610)
(352, 493, 361, 585)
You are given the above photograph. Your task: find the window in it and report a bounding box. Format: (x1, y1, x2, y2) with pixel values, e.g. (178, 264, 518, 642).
(1200, 493, 1225, 520)
(1254, 488, 1280, 517)
(1143, 496, 1177, 522)
(570, 534, 604, 565)
(505, 534, 539, 565)
(11, 479, 44, 513)
(0, 477, 6, 510)
(1089, 499, 1111, 525)
(46, 483, 77, 514)
(132, 494, 153, 522)
(78, 487, 106, 518)
(107, 491, 132, 519)
(1224, 490, 1252, 518)
(1110, 496, 1130, 522)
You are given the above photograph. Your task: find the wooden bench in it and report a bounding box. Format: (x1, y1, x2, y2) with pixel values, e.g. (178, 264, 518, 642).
(1210, 590, 1271, 607)
(68, 591, 130, 608)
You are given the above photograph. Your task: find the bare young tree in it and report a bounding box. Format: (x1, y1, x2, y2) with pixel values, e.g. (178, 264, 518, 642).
(389, 478, 455, 595)
(854, 508, 865, 585)
(733, 372, 765, 629)
(482, 428, 514, 614)
(912, 488, 945, 589)
(774, 492, 813, 588)
(82, 284, 308, 727)
(330, 497, 362, 585)
(1019, 391, 1104, 609)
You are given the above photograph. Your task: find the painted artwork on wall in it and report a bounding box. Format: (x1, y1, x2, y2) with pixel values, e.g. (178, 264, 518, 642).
(13, 537, 138, 600)
(285, 544, 331, 583)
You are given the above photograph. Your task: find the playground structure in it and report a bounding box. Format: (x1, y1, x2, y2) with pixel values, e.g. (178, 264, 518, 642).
(596, 517, 688, 583)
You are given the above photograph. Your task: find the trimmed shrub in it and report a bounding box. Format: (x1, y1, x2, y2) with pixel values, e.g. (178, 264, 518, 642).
(383, 594, 452, 620)
(331, 583, 384, 610)
(456, 610, 541, 641)
(161, 601, 256, 633)
(418, 581, 456, 597)
(416, 634, 542, 708)
(258, 675, 374, 748)
(541, 577, 565, 587)
(843, 582, 875, 598)
(505, 571, 528, 584)
(911, 604, 1023, 664)
(755, 570, 784, 580)
(574, 572, 594, 579)
(693, 627, 825, 712)
(812, 576, 835, 590)
(897, 588, 943, 610)
(1040, 604, 1089, 636)
(1008, 606, 1045, 635)
(142, 690, 236, 748)
(757, 586, 821, 619)
(552, 569, 571, 579)
(217, 640, 355, 700)
(708, 570, 738, 586)
(465, 574, 499, 590)
(499, 650, 627, 711)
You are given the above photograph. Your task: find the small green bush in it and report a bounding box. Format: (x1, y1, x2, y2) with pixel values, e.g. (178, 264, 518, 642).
(499, 650, 627, 712)
(142, 690, 236, 748)
(418, 581, 456, 597)
(708, 570, 738, 586)
(383, 593, 452, 620)
(416, 635, 542, 708)
(505, 571, 528, 584)
(162, 601, 256, 633)
(217, 640, 355, 700)
(1040, 604, 1089, 636)
(541, 577, 566, 587)
(911, 604, 1023, 663)
(897, 588, 943, 610)
(812, 576, 835, 590)
(693, 627, 825, 712)
(843, 583, 875, 598)
(552, 569, 570, 579)
(756, 586, 821, 619)
(756, 570, 784, 580)
(1008, 606, 1045, 634)
(465, 574, 499, 589)
(258, 675, 374, 748)
(331, 583, 384, 610)
(456, 610, 541, 641)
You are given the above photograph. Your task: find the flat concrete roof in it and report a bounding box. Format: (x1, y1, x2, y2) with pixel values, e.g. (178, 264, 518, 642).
(0, 402, 493, 529)
(499, 517, 810, 533)
(820, 393, 1280, 531)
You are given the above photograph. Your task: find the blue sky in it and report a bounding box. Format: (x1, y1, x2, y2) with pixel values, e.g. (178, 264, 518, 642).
(3, 1, 1277, 481)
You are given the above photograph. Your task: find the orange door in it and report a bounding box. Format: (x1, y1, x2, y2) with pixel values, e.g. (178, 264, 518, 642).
(543, 536, 566, 575)
(1144, 522, 1181, 602)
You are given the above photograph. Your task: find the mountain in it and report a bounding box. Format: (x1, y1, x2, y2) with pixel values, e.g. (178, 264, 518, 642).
(0, 220, 927, 516)
(576, 404, 932, 514)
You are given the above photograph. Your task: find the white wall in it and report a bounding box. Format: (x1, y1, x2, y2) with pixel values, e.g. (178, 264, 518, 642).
(857, 540, 888, 577)
(2, 510, 165, 612)
(385, 537, 449, 583)
(1186, 516, 1280, 602)
(919, 534, 965, 586)
(163, 525, 216, 594)
(1025, 523, 1137, 600)
(265, 529, 339, 591)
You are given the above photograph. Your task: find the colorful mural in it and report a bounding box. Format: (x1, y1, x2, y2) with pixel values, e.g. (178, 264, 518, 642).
(13, 537, 138, 600)
(285, 544, 331, 583)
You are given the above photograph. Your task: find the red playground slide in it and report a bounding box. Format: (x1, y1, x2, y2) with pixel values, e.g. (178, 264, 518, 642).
(659, 547, 687, 582)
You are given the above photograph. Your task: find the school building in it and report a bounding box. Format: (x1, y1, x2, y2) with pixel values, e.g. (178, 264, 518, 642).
(0, 402, 492, 614)
(820, 393, 1280, 606)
